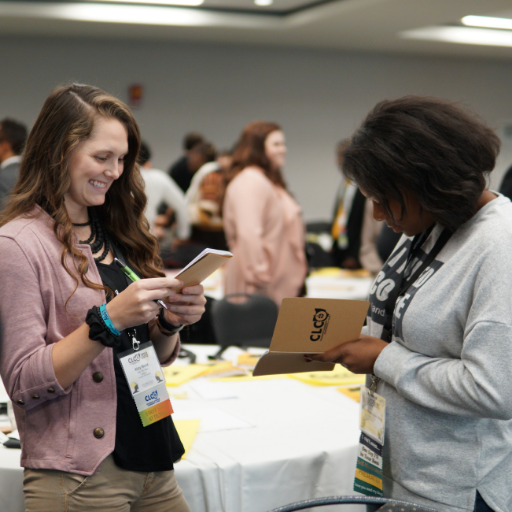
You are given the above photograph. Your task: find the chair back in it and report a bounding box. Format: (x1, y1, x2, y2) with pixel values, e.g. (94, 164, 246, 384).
(267, 496, 437, 512)
(210, 293, 279, 349)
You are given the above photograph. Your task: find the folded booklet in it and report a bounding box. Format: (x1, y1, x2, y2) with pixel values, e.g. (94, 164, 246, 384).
(253, 297, 369, 377)
(175, 248, 232, 289)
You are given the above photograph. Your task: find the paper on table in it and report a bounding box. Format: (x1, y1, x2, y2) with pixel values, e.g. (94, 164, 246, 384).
(172, 407, 254, 432)
(164, 365, 209, 387)
(288, 367, 366, 386)
(188, 378, 239, 400)
(173, 419, 200, 459)
(337, 386, 362, 402)
(237, 353, 261, 369)
(200, 361, 247, 378)
(211, 374, 288, 382)
(8, 429, 19, 440)
(175, 248, 232, 289)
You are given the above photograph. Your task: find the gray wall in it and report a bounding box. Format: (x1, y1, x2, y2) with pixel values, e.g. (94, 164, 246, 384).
(3, 36, 512, 221)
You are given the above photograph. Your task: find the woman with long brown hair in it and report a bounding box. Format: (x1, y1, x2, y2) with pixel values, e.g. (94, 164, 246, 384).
(0, 83, 205, 511)
(222, 121, 307, 306)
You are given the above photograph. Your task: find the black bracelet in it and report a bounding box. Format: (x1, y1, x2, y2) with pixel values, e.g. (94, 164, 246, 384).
(86, 307, 122, 348)
(157, 308, 184, 336)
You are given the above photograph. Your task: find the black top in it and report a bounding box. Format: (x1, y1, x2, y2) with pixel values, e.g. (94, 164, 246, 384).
(168, 155, 192, 193)
(95, 256, 184, 472)
(500, 164, 512, 202)
(331, 187, 367, 267)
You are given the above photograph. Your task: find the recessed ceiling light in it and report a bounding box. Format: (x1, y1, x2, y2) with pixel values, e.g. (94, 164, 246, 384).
(254, 0, 273, 6)
(84, 0, 204, 6)
(462, 15, 512, 31)
(401, 26, 512, 48)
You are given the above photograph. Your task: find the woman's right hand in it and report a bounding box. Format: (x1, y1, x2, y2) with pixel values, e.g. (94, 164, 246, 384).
(105, 277, 183, 331)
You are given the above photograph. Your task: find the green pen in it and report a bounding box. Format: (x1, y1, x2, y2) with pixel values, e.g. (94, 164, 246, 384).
(114, 258, 168, 310)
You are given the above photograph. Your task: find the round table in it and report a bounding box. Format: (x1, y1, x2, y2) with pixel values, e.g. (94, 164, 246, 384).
(0, 345, 365, 512)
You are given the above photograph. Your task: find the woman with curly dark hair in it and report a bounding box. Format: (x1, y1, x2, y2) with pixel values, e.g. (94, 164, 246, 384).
(309, 97, 511, 512)
(0, 84, 205, 511)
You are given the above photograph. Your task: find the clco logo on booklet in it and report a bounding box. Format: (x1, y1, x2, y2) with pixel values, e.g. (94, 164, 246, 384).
(310, 308, 330, 342)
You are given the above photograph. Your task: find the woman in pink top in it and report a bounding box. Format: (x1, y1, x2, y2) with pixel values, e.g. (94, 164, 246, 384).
(223, 121, 307, 306)
(0, 84, 205, 512)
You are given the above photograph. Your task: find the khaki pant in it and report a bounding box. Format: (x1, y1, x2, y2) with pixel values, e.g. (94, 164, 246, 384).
(23, 455, 191, 512)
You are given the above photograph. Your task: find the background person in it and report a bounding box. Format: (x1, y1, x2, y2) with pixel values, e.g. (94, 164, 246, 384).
(0, 83, 206, 512)
(331, 138, 385, 274)
(168, 131, 205, 193)
(222, 121, 307, 306)
(309, 96, 512, 512)
(0, 117, 28, 211)
(186, 142, 229, 251)
(139, 140, 190, 241)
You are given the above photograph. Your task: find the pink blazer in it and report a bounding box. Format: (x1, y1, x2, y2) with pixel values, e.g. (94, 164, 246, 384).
(223, 167, 307, 306)
(0, 206, 180, 475)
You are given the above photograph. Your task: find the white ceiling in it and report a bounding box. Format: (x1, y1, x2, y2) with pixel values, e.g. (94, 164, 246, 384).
(3, 0, 512, 59)
(199, 0, 327, 12)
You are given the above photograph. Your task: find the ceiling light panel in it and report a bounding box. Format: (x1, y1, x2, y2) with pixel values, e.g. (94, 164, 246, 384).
(462, 15, 512, 30)
(83, 0, 204, 5)
(401, 26, 512, 48)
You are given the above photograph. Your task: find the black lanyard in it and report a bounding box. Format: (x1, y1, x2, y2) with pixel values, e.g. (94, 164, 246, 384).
(381, 227, 452, 343)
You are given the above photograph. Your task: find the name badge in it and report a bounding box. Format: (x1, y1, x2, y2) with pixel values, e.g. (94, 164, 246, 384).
(360, 385, 386, 445)
(354, 385, 386, 497)
(118, 341, 173, 427)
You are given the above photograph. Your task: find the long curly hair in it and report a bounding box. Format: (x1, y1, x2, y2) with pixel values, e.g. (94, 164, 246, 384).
(342, 96, 501, 232)
(224, 121, 287, 189)
(0, 83, 164, 300)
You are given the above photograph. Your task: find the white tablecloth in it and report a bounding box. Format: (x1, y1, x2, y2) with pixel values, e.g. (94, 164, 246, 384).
(0, 345, 365, 512)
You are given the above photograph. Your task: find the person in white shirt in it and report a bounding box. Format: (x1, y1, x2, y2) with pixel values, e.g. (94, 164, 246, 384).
(138, 141, 190, 240)
(0, 118, 27, 211)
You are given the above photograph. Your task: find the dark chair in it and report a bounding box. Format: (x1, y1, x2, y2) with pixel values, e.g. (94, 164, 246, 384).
(268, 496, 437, 512)
(209, 293, 279, 359)
(306, 220, 332, 234)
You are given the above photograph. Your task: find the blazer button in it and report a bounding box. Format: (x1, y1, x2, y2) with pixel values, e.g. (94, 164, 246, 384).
(93, 372, 104, 383)
(17, 399, 25, 405)
(32, 394, 40, 399)
(94, 428, 104, 439)
(47, 387, 55, 393)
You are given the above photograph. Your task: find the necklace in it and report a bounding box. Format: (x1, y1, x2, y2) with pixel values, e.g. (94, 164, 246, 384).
(78, 208, 111, 263)
(72, 220, 92, 227)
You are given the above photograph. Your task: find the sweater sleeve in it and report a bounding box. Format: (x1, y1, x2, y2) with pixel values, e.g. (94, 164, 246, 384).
(0, 237, 70, 410)
(224, 171, 274, 289)
(374, 243, 512, 420)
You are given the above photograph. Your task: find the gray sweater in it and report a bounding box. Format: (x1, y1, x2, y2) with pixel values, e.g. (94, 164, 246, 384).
(368, 194, 512, 512)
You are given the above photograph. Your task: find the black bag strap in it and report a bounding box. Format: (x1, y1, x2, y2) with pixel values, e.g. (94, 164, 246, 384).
(381, 228, 452, 342)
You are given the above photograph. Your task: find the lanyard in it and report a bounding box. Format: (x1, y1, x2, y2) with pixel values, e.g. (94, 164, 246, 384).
(381, 227, 452, 343)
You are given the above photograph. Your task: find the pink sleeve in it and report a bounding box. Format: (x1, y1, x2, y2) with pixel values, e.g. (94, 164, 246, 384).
(224, 172, 274, 289)
(159, 336, 181, 367)
(0, 237, 70, 410)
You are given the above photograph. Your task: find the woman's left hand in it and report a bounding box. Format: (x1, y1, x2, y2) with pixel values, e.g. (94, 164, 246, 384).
(307, 334, 389, 374)
(162, 283, 207, 327)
